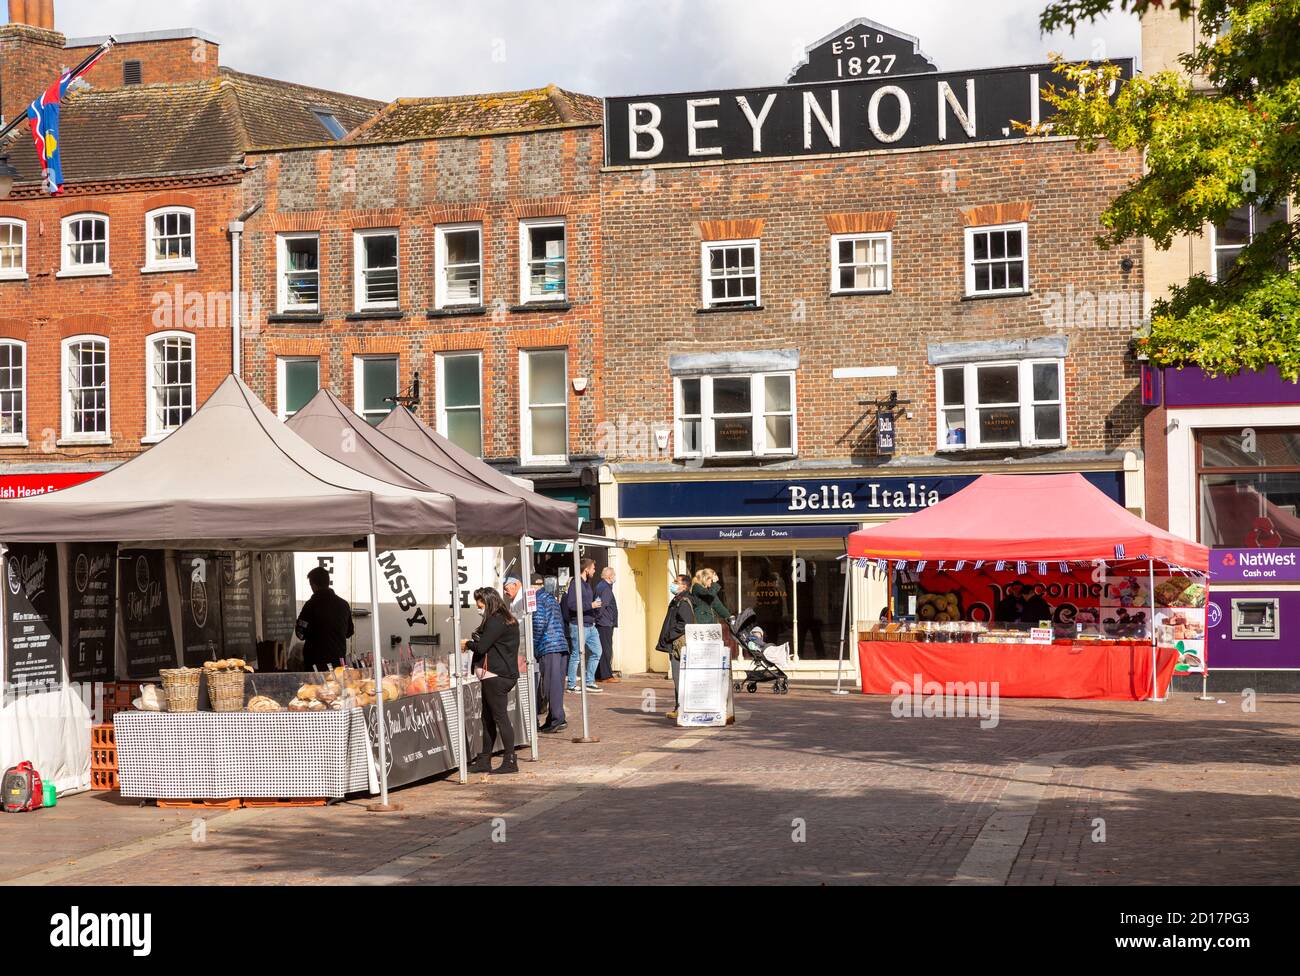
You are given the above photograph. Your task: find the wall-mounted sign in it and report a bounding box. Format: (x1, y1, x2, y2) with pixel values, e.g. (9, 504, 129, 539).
(877, 410, 896, 456)
(621, 471, 1126, 521)
(1210, 547, 1300, 583)
(4, 543, 62, 688)
(122, 550, 174, 678)
(1140, 363, 1162, 407)
(0, 472, 101, 499)
(605, 59, 1133, 167)
(67, 542, 115, 682)
(788, 18, 937, 84)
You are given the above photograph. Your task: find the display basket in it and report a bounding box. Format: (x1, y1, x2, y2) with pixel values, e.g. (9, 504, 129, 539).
(206, 669, 247, 712)
(160, 668, 201, 712)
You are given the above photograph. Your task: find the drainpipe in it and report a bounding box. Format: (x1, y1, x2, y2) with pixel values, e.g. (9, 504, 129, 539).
(228, 203, 261, 378)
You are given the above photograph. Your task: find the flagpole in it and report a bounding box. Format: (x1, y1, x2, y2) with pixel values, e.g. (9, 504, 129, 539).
(0, 37, 116, 143)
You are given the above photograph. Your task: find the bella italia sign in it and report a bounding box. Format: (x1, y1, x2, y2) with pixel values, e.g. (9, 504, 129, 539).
(605, 25, 1132, 167)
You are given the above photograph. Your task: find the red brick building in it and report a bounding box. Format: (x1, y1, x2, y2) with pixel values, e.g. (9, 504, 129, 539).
(0, 0, 378, 491)
(239, 87, 606, 558)
(596, 18, 1149, 677)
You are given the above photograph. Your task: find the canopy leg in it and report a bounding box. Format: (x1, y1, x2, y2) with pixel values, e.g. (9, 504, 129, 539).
(521, 535, 540, 762)
(832, 557, 852, 696)
(364, 533, 397, 811)
(450, 535, 468, 783)
(572, 544, 597, 743)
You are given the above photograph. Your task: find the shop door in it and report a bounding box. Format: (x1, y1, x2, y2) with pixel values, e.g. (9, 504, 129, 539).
(793, 550, 846, 659)
(740, 552, 794, 649)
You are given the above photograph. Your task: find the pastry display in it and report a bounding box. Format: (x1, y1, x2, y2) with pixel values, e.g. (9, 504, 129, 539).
(203, 658, 253, 673)
(247, 695, 282, 712)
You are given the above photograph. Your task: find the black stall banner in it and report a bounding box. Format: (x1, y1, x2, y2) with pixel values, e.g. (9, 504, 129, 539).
(179, 552, 224, 667)
(259, 552, 297, 643)
(365, 689, 459, 788)
(221, 551, 256, 659)
(4, 543, 62, 687)
(122, 550, 174, 678)
(67, 542, 115, 681)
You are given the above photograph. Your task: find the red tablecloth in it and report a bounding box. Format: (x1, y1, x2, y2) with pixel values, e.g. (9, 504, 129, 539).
(858, 640, 1178, 701)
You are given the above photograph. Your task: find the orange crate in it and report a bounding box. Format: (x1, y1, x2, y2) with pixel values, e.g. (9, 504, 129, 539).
(91, 746, 117, 770)
(155, 798, 242, 810)
(90, 768, 118, 791)
(91, 724, 115, 748)
(242, 797, 327, 808)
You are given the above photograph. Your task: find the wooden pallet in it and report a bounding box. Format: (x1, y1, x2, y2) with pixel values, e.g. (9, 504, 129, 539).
(241, 797, 328, 808)
(154, 797, 327, 809)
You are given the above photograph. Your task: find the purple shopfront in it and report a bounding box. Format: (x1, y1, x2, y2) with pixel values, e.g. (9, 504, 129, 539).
(1149, 364, 1300, 677)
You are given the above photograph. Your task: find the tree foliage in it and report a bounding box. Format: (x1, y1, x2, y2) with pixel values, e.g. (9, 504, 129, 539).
(1036, 0, 1300, 378)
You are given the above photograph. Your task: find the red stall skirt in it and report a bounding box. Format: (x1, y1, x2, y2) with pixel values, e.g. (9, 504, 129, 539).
(858, 640, 1179, 701)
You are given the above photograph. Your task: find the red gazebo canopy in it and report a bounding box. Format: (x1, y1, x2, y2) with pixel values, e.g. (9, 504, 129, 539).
(846, 473, 1208, 570)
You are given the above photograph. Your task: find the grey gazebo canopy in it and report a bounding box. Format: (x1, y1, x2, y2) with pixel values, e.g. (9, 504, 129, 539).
(0, 375, 457, 551)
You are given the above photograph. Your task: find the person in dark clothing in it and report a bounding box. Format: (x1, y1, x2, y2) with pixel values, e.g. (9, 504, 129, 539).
(593, 565, 620, 683)
(462, 587, 521, 775)
(994, 581, 1025, 626)
(529, 574, 569, 733)
(295, 566, 354, 670)
(657, 574, 695, 720)
(1019, 583, 1053, 626)
(563, 558, 604, 692)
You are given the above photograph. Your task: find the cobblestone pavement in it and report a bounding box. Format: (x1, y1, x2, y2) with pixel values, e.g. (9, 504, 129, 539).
(5, 677, 1299, 885)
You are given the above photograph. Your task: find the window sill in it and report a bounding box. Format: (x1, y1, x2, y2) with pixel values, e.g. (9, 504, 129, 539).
(519, 459, 570, 469)
(57, 437, 112, 447)
(0, 272, 28, 282)
(0, 438, 28, 447)
(140, 432, 177, 445)
(510, 300, 571, 313)
(427, 305, 487, 318)
(56, 268, 112, 279)
(346, 309, 406, 321)
(937, 442, 1068, 453)
(830, 289, 891, 297)
(140, 262, 198, 274)
(960, 290, 1033, 302)
(268, 311, 325, 323)
(696, 304, 764, 314)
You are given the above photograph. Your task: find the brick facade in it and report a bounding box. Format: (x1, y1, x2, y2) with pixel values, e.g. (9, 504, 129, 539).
(0, 177, 240, 466)
(240, 124, 605, 470)
(599, 138, 1145, 466)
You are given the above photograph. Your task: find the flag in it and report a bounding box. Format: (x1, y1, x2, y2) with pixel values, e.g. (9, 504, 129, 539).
(1037, 561, 1047, 575)
(1114, 543, 1126, 559)
(1016, 560, 1028, 575)
(994, 560, 1006, 571)
(954, 560, 966, 571)
(916, 560, 927, 572)
(25, 46, 109, 195)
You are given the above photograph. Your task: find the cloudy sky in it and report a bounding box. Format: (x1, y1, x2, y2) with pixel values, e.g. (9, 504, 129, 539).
(60, 0, 1138, 100)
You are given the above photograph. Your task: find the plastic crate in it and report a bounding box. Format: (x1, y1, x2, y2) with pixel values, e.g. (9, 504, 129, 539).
(90, 768, 118, 791)
(91, 724, 115, 748)
(91, 746, 117, 770)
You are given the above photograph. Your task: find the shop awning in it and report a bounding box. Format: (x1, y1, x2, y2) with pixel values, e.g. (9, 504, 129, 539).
(846, 473, 1208, 570)
(659, 523, 857, 542)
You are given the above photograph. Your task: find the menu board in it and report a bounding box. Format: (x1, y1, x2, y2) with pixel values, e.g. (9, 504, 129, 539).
(122, 550, 175, 678)
(4, 543, 62, 687)
(365, 688, 459, 787)
(67, 542, 116, 681)
(179, 552, 224, 667)
(220, 551, 256, 659)
(260, 551, 297, 643)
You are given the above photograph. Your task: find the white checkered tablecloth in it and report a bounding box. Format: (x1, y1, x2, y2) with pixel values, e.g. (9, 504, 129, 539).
(114, 709, 371, 800)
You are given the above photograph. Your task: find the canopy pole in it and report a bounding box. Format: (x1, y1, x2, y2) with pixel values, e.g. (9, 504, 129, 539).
(1148, 557, 1162, 703)
(832, 555, 852, 696)
(520, 535, 539, 762)
(366, 533, 390, 807)
(449, 535, 468, 783)
(572, 544, 597, 743)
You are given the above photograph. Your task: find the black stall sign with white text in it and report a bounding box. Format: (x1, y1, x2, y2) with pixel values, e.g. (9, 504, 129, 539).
(605, 60, 1132, 167)
(221, 551, 256, 660)
(179, 552, 224, 667)
(67, 542, 116, 682)
(4, 543, 62, 687)
(122, 550, 175, 677)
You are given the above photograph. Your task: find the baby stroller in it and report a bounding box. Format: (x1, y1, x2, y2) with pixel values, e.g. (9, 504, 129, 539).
(730, 608, 789, 694)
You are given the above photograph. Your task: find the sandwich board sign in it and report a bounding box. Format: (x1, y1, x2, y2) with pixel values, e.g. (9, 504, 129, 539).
(678, 623, 735, 727)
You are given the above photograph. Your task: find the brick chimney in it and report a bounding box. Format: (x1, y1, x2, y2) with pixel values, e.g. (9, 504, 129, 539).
(0, 0, 64, 124)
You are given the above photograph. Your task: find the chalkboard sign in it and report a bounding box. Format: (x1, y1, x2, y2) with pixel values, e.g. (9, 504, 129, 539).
(365, 688, 459, 787)
(220, 551, 256, 659)
(67, 542, 115, 682)
(122, 550, 175, 678)
(259, 551, 297, 643)
(4, 543, 62, 688)
(179, 552, 224, 667)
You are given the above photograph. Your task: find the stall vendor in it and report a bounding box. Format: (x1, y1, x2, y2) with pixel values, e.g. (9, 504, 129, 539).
(295, 566, 354, 669)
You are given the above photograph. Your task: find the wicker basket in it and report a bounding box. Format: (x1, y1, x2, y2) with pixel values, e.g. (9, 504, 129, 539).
(159, 668, 201, 713)
(206, 669, 247, 712)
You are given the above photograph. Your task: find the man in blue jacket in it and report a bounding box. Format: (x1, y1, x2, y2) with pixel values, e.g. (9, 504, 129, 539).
(593, 565, 620, 684)
(530, 574, 569, 733)
(563, 558, 604, 693)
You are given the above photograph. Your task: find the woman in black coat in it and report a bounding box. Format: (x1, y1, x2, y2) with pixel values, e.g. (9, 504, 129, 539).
(462, 587, 521, 775)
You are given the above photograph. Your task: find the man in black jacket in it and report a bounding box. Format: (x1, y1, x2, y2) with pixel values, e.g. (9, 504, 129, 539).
(295, 566, 353, 670)
(657, 574, 694, 720)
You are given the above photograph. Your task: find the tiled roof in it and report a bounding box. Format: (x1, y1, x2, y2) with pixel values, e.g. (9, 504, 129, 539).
(3, 71, 384, 186)
(342, 85, 601, 144)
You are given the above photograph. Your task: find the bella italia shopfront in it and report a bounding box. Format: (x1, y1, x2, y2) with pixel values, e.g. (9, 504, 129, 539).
(600, 462, 1138, 681)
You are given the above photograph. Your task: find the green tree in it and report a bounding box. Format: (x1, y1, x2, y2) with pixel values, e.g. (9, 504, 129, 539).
(1037, 0, 1300, 377)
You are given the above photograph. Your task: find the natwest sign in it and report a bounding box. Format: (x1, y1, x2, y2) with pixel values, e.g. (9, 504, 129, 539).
(1211, 547, 1300, 582)
(0, 472, 102, 499)
(605, 59, 1133, 167)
